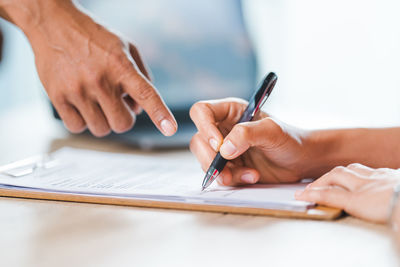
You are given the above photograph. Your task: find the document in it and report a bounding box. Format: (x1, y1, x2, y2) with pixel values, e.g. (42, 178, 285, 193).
(0, 148, 313, 211)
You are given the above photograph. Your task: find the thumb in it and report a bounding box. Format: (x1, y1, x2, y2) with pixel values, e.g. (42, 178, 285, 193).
(219, 117, 282, 160)
(128, 43, 153, 81)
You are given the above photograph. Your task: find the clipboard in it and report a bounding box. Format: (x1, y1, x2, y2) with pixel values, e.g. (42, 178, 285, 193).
(0, 187, 342, 220)
(0, 150, 343, 220)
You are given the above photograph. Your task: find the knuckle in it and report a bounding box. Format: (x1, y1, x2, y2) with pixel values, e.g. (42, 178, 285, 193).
(84, 69, 101, 85)
(64, 119, 86, 134)
(69, 85, 85, 100)
(120, 58, 135, 71)
(347, 163, 361, 169)
(113, 116, 134, 133)
(92, 78, 110, 95)
(50, 93, 67, 108)
(110, 51, 127, 65)
(84, 72, 119, 99)
(66, 124, 86, 134)
(109, 54, 134, 76)
(92, 127, 111, 138)
(88, 117, 112, 137)
(111, 52, 134, 72)
(55, 103, 86, 134)
(332, 166, 346, 173)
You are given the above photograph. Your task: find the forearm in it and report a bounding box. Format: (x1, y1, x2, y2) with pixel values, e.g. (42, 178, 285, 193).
(304, 127, 400, 177)
(0, 0, 87, 42)
(0, 0, 58, 30)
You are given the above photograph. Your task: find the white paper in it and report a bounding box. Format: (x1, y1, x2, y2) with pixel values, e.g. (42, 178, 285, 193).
(0, 147, 313, 211)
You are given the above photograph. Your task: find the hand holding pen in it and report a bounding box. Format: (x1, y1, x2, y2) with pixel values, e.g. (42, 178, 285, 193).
(190, 72, 316, 188)
(200, 73, 277, 190)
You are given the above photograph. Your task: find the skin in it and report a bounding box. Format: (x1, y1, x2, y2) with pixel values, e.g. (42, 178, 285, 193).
(0, 0, 177, 137)
(2, 0, 399, 233)
(190, 98, 400, 186)
(295, 165, 400, 240)
(190, 98, 400, 232)
(295, 164, 400, 224)
(190, 98, 313, 186)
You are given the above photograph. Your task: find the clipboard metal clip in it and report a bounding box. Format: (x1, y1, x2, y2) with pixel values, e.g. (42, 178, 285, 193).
(0, 155, 59, 178)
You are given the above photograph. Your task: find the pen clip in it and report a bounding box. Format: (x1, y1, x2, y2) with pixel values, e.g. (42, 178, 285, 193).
(251, 93, 269, 117)
(250, 74, 277, 118)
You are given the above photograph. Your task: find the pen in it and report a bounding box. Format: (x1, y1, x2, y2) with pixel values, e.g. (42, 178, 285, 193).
(201, 72, 278, 191)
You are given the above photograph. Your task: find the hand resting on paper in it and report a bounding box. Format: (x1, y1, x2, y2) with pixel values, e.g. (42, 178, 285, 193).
(296, 164, 400, 224)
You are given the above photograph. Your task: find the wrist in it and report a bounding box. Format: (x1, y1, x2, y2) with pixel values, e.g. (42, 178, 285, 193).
(301, 128, 383, 178)
(300, 129, 348, 178)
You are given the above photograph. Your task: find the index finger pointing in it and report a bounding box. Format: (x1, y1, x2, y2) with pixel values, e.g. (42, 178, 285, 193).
(190, 102, 223, 151)
(122, 72, 177, 136)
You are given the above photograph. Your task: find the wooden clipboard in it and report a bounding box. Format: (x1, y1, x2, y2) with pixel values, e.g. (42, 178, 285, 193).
(0, 187, 342, 220)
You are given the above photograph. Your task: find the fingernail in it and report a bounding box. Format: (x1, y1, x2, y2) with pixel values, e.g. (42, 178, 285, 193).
(241, 172, 256, 184)
(209, 138, 219, 151)
(295, 190, 304, 198)
(161, 120, 176, 136)
(220, 140, 237, 157)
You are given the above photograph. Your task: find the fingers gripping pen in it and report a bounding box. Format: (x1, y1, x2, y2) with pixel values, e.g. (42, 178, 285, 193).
(201, 72, 278, 191)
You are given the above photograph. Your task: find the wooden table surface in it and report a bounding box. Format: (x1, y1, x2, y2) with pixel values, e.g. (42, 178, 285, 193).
(2, 1, 400, 265)
(0, 104, 399, 267)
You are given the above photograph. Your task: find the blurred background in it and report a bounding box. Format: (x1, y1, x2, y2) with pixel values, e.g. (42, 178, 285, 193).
(1, 0, 400, 142)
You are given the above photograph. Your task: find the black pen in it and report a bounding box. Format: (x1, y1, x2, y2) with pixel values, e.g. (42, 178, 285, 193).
(201, 72, 278, 191)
